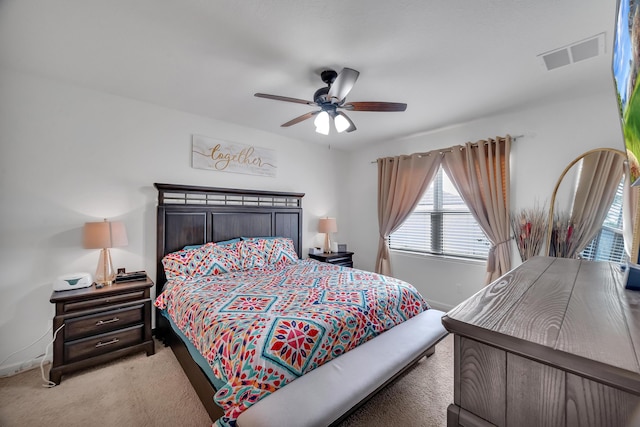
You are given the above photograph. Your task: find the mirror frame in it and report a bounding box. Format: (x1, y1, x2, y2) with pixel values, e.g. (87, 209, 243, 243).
(545, 147, 628, 257)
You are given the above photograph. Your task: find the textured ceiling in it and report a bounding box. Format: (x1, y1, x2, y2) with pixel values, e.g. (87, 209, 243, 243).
(0, 0, 617, 150)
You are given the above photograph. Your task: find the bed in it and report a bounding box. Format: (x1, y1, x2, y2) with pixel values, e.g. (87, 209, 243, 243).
(154, 183, 448, 427)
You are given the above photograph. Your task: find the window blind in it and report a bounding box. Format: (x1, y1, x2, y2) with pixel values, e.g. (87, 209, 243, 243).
(390, 168, 490, 259)
(580, 178, 626, 262)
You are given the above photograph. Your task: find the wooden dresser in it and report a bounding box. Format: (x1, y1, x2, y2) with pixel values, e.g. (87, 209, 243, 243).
(442, 256, 640, 427)
(49, 277, 155, 384)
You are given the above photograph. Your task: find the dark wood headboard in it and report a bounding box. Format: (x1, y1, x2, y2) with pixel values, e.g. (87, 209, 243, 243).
(155, 183, 305, 292)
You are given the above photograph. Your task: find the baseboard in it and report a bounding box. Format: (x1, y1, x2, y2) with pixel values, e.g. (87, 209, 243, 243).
(0, 355, 52, 378)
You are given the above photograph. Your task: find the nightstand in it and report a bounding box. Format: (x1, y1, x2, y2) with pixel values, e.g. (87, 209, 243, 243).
(49, 277, 155, 384)
(308, 251, 354, 267)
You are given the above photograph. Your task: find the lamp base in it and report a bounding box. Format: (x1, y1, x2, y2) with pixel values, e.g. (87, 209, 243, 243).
(95, 248, 116, 286)
(324, 234, 333, 253)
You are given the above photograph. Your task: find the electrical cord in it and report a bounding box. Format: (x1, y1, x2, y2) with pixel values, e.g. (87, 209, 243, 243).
(0, 323, 65, 388)
(41, 324, 65, 388)
(0, 323, 56, 366)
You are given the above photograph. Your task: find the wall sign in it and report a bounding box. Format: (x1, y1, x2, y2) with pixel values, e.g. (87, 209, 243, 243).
(192, 134, 277, 177)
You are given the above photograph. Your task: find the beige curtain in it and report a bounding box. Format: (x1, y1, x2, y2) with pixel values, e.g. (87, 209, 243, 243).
(442, 136, 511, 284)
(568, 150, 626, 257)
(376, 153, 442, 275)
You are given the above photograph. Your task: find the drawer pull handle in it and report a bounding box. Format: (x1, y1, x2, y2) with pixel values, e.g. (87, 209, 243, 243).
(95, 338, 119, 348)
(96, 317, 120, 326)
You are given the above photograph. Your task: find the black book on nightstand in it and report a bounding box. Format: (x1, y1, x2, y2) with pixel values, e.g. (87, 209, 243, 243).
(115, 271, 147, 283)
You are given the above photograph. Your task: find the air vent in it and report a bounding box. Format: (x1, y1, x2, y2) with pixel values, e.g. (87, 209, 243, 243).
(538, 33, 605, 71)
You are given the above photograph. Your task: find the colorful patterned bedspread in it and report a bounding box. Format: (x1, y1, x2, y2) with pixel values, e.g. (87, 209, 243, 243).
(155, 259, 430, 426)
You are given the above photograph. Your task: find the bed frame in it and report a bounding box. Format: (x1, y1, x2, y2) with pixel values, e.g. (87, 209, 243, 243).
(154, 183, 446, 425)
(155, 183, 305, 420)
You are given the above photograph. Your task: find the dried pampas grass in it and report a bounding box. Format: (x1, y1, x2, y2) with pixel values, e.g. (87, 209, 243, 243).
(548, 211, 586, 258)
(511, 204, 547, 262)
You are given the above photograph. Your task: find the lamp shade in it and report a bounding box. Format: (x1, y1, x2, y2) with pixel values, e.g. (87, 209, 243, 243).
(314, 111, 330, 135)
(83, 219, 128, 249)
(318, 217, 337, 233)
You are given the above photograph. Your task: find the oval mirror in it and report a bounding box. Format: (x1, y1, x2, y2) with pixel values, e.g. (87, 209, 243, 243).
(546, 148, 627, 258)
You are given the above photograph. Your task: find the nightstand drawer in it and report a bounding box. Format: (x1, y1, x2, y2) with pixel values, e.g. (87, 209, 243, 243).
(65, 304, 145, 340)
(64, 324, 144, 363)
(62, 290, 145, 313)
(309, 252, 354, 267)
(329, 257, 353, 267)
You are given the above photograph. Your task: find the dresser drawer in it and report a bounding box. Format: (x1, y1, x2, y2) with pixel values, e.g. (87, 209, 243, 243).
(65, 304, 145, 340)
(62, 290, 146, 313)
(64, 324, 144, 363)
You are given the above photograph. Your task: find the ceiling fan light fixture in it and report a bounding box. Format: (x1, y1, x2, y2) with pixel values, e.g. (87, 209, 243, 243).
(315, 125, 330, 135)
(334, 114, 350, 133)
(314, 110, 330, 135)
(255, 67, 407, 135)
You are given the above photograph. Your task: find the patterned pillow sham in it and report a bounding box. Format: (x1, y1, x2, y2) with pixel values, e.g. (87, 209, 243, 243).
(162, 241, 242, 279)
(241, 237, 298, 266)
(182, 238, 241, 250)
(239, 240, 268, 270)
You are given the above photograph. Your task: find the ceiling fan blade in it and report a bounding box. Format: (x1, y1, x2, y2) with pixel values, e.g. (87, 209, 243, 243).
(328, 68, 360, 102)
(255, 93, 315, 106)
(342, 101, 407, 112)
(281, 111, 319, 127)
(335, 111, 357, 133)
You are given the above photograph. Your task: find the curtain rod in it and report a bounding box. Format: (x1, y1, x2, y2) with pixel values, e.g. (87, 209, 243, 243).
(369, 134, 523, 164)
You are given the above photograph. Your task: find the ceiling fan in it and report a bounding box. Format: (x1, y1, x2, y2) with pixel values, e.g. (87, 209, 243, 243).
(255, 68, 407, 135)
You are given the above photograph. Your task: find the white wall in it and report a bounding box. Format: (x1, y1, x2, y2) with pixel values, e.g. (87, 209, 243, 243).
(344, 88, 624, 311)
(0, 69, 349, 375)
(0, 67, 625, 373)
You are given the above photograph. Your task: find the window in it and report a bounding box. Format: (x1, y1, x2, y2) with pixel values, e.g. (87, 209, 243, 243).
(580, 179, 626, 262)
(389, 168, 490, 259)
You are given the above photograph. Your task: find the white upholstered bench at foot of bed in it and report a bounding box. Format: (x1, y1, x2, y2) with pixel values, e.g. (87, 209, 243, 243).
(237, 309, 447, 427)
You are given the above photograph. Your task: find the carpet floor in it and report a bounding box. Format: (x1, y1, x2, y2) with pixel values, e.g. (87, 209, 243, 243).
(0, 334, 453, 427)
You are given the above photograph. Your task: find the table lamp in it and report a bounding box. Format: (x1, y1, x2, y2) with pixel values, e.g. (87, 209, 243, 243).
(83, 219, 128, 285)
(318, 217, 337, 253)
